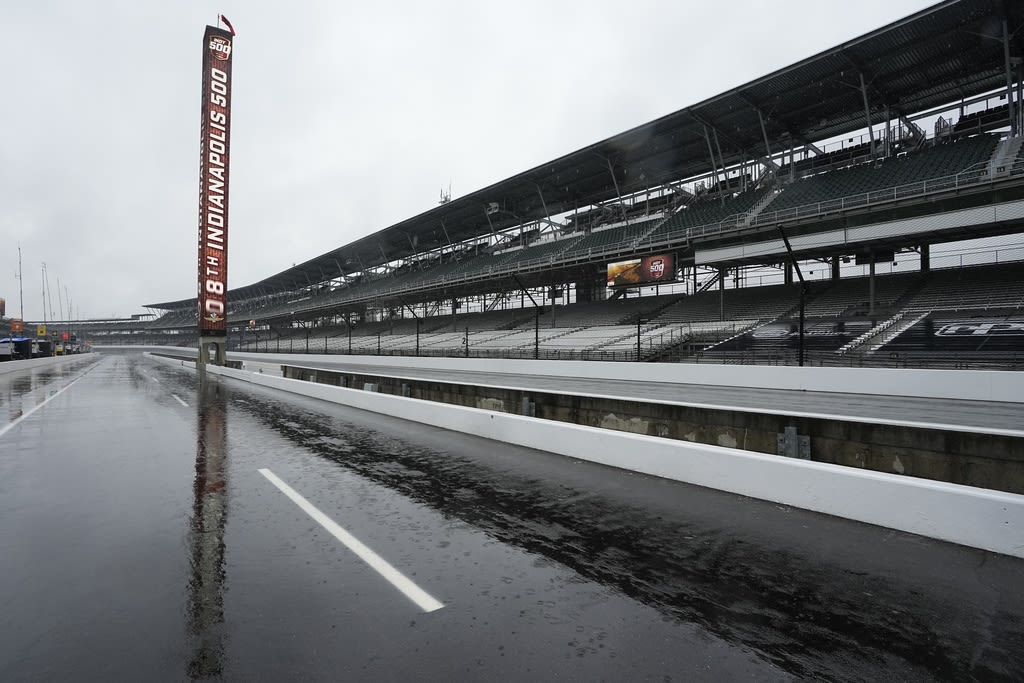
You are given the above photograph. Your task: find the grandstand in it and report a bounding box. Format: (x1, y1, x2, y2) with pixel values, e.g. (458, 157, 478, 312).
(76, 0, 1024, 369)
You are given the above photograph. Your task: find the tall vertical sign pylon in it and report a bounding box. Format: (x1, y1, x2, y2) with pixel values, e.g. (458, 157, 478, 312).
(197, 20, 235, 367)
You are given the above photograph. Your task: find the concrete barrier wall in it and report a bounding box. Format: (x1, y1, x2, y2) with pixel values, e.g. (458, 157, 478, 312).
(149, 354, 1024, 558)
(229, 352, 1023, 404)
(109, 345, 1024, 403)
(0, 353, 98, 378)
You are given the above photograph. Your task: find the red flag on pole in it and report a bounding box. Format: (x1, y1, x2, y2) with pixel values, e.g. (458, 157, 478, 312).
(219, 14, 236, 35)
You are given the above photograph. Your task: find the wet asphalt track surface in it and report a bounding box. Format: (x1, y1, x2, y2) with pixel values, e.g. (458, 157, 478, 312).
(1, 352, 1022, 681)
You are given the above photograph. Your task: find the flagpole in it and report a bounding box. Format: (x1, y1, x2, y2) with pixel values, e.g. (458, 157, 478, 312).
(18, 244, 24, 320)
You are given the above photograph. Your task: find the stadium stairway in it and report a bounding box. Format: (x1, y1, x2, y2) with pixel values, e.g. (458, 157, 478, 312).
(987, 135, 1021, 174)
(834, 276, 928, 355)
(697, 319, 773, 354)
(741, 187, 782, 226)
(866, 311, 931, 355)
(837, 313, 905, 355)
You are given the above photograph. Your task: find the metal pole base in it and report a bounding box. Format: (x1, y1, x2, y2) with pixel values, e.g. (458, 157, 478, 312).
(198, 335, 227, 367)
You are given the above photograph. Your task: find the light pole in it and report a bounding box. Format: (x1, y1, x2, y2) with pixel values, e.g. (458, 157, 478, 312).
(17, 245, 24, 320)
(636, 317, 650, 362)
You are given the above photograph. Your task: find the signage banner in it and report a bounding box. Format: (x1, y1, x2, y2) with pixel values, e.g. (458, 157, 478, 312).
(607, 253, 676, 288)
(197, 25, 234, 335)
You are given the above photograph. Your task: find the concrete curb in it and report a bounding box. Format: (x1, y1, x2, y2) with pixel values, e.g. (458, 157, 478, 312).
(112, 345, 1024, 403)
(0, 353, 99, 378)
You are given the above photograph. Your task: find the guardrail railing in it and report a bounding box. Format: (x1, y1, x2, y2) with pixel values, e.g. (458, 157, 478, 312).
(640, 158, 1024, 246)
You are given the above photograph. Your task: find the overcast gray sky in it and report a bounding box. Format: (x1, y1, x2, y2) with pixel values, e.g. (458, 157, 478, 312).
(0, 0, 936, 321)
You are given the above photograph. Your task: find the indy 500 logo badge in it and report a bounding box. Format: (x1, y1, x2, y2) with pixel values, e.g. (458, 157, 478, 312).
(209, 36, 231, 60)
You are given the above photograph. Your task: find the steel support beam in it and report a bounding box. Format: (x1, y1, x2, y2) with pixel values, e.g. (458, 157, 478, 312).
(702, 125, 719, 189)
(511, 274, 542, 360)
(1003, 18, 1018, 136)
(483, 206, 496, 234)
(776, 226, 807, 367)
(756, 110, 776, 173)
(885, 105, 892, 157)
(694, 108, 776, 173)
(797, 137, 824, 156)
(859, 71, 876, 157)
(605, 157, 625, 215)
(899, 113, 924, 144)
(712, 129, 728, 195)
(535, 184, 553, 227)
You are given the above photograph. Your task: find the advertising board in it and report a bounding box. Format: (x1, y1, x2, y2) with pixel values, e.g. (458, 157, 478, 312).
(607, 253, 676, 287)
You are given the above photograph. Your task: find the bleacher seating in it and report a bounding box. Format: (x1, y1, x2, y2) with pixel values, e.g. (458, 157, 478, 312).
(149, 310, 195, 329)
(654, 282, 798, 323)
(221, 135, 1003, 328)
(559, 217, 663, 261)
(535, 295, 677, 328)
(645, 187, 771, 242)
(802, 272, 920, 317)
(710, 317, 879, 355)
(953, 103, 1010, 135)
(762, 134, 999, 217)
(778, 141, 873, 178)
(877, 310, 1024, 361)
(903, 263, 1024, 312)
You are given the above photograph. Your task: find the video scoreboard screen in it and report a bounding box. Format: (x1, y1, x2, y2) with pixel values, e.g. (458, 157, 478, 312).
(607, 253, 676, 287)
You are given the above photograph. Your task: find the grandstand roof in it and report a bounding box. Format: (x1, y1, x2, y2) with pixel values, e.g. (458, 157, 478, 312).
(148, 0, 1024, 310)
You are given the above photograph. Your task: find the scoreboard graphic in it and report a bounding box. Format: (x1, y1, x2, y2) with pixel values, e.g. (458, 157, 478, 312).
(607, 253, 676, 288)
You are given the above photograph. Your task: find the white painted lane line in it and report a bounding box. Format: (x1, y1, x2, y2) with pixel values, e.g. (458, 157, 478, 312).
(0, 371, 89, 438)
(171, 394, 189, 408)
(258, 468, 445, 613)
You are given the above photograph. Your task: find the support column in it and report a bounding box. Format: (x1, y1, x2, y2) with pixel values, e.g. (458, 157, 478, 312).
(868, 254, 877, 316)
(718, 267, 726, 322)
(713, 129, 728, 195)
(884, 106, 891, 157)
(1003, 19, 1018, 137)
(832, 256, 841, 281)
(859, 71, 876, 158)
(784, 262, 793, 285)
(920, 244, 931, 273)
(197, 336, 226, 368)
(703, 126, 719, 189)
(757, 110, 774, 175)
(606, 157, 624, 209)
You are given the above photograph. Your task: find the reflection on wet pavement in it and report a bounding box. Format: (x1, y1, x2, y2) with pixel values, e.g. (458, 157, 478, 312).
(227, 384, 1024, 681)
(187, 376, 229, 678)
